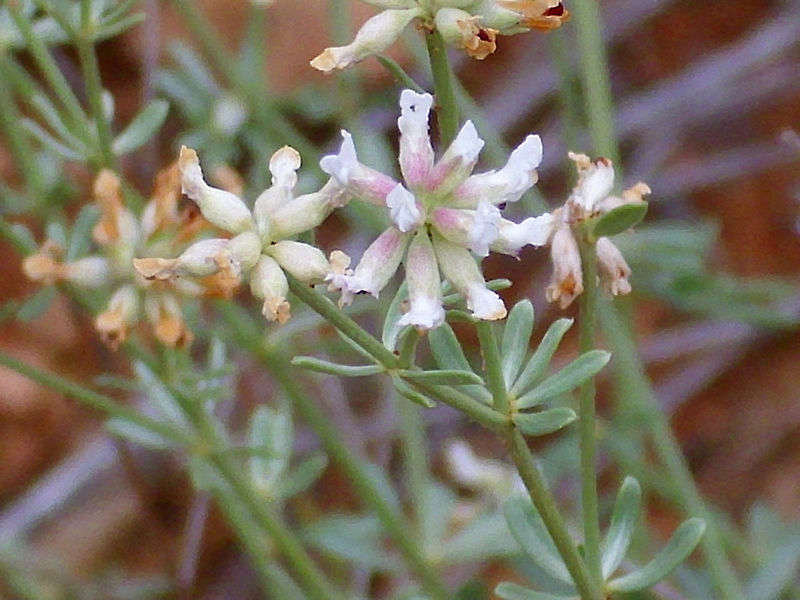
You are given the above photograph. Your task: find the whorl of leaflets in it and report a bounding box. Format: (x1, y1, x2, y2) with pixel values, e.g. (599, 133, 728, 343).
(309, 0, 569, 71)
(323, 88, 553, 331)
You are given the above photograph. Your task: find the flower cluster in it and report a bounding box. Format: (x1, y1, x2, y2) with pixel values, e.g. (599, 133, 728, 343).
(323, 89, 551, 329)
(539, 153, 651, 308)
(23, 166, 209, 348)
(310, 0, 568, 71)
(134, 146, 350, 324)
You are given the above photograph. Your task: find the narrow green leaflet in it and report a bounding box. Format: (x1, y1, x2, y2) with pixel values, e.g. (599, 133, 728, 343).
(66, 204, 99, 261)
(112, 99, 170, 156)
(134, 362, 190, 428)
(441, 510, 517, 565)
(511, 318, 573, 396)
(589, 202, 648, 240)
(607, 518, 706, 592)
(503, 496, 573, 585)
(495, 582, 576, 600)
(400, 369, 484, 386)
(22, 118, 82, 160)
(392, 375, 436, 408)
(248, 405, 292, 493)
(428, 323, 492, 404)
(501, 300, 534, 387)
(304, 515, 400, 571)
(513, 408, 576, 437)
(601, 476, 642, 579)
(279, 453, 328, 499)
(291, 356, 384, 377)
(382, 281, 409, 350)
(16, 287, 55, 322)
(419, 483, 457, 557)
(106, 418, 174, 450)
(515, 350, 610, 410)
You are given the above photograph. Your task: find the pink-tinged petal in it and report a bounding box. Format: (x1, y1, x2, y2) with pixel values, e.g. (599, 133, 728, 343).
(398, 89, 435, 188)
(425, 120, 484, 195)
(491, 212, 555, 256)
(398, 230, 445, 330)
(430, 203, 500, 257)
(452, 134, 543, 208)
(320, 130, 399, 205)
(346, 227, 410, 298)
(430, 207, 472, 247)
(433, 234, 506, 321)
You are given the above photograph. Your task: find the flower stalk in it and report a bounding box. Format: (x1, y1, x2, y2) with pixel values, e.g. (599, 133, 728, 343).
(425, 30, 460, 147)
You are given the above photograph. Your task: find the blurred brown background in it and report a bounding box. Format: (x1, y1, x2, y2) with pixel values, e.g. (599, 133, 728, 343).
(0, 0, 798, 597)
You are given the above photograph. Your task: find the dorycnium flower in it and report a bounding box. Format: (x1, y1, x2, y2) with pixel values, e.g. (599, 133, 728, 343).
(310, 0, 568, 71)
(323, 88, 551, 330)
(134, 146, 350, 324)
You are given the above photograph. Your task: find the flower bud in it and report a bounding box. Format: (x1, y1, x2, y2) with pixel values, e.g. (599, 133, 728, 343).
(567, 152, 614, 215)
(134, 239, 229, 281)
(498, 0, 569, 30)
(399, 230, 445, 330)
(268, 179, 349, 240)
(397, 90, 435, 188)
(546, 223, 583, 309)
(310, 8, 422, 72)
(453, 134, 542, 208)
(141, 162, 181, 239)
(320, 130, 399, 206)
(326, 250, 354, 307)
(266, 240, 330, 284)
(22, 250, 63, 284)
(253, 146, 302, 240)
(179, 146, 254, 234)
(92, 169, 140, 250)
(386, 183, 424, 232)
(250, 254, 291, 323)
(435, 8, 498, 60)
(433, 235, 506, 320)
(345, 227, 410, 300)
(144, 293, 193, 347)
(596, 237, 632, 296)
(63, 256, 111, 287)
(95, 284, 139, 349)
(228, 231, 262, 272)
(470, 0, 528, 33)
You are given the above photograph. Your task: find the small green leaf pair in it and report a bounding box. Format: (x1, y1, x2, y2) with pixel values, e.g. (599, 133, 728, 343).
(497, 478, 706, 598)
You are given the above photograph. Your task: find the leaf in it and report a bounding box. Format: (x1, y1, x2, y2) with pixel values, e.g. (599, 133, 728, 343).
(514, 408, 577, 437)
(607, 518, 706, 592)
(2, 221, 38, 254)
(511, 318, 573, 396)
(589, 202, 648, 239)
(428, 323, 492, 404)
(419, 482, 457, 553)
(66, 204, 100, 261)
(22, 118, 82, 160)
(279, 453, 328, 499)
(382, 281, 408, 350)
(304, 515, 400, 571)
(248, 405, 292, 493)
(337, 329, 377, 362)
(441, 510, 518, 564)
(502, 300, 534, 387)
(291, 356, 383, 377)
(392, 375, 436, 408)
(112, 100, 169, 155)
(134, 362, 189, 428)
(16, 287, 55, 322)
(516, 350, 610, 410)
(602, 476, 642, 579)
(106, 418, 174, 450)
(400, 369, 484, 386)
(495, 582, 576, 600)
(362, 461, 401, 510)
(503, 496, 573, 584)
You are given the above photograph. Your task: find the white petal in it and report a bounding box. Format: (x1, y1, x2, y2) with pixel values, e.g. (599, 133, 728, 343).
(492, 212, 555, 255)
(398, 89, 435, 186)
(468, 200, 501, 257)
(570, 157, 615, 212)
(397, 295, 446, 330)
(320, 130, 358, 185)
(269, 146, 301, 189)
(466, 284, 506, 320)
(386, 183, 423, 232)
(449, 120, 484, 164)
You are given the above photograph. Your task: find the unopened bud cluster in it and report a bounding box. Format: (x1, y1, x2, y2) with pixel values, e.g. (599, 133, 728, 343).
(310, 0, 569, 71)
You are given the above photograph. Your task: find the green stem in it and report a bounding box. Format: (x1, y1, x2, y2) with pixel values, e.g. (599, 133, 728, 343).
(576, 235, 603, 586)
(570, 0, 620, 164)
(7, 3, 88, 131)
(76, 0, 116, 169)
(376, 55, 426, 94)
(216, 302, 450, 600)
(601, 304, 745, 600)
(476, 321, 508, 413)
(397, 394, 429, 532)
(413, 380, 508, 431)
(425, 30, 459, 147)
(547, 30, 582, 154)
(0, 350, 190, 446)
(287, 277, 399, 368)
(509, 430, 605, 600)
(0, 64, 47, 197)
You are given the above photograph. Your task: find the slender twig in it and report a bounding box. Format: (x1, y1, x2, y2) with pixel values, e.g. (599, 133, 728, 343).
(577, 235, 602, 586)
(425, 30, 459, 147)
(377, 55, 426, 93)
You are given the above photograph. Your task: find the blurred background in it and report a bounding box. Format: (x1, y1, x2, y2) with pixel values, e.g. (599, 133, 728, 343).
(0, 0, 799, 598)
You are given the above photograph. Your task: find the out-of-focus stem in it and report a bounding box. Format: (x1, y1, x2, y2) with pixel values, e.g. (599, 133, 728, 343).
(425, 30, 459, 147)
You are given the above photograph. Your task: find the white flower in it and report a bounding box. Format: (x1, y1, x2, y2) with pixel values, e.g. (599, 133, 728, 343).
(468, 200, 501, 257)
(386, 183, 424, 232)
